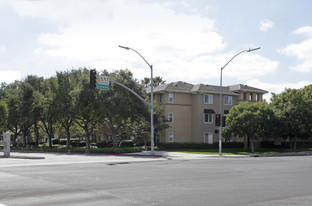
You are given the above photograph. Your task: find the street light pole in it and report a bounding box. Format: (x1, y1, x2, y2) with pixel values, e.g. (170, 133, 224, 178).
(118, 45, 155, 154)
(219, 47, 260, 156)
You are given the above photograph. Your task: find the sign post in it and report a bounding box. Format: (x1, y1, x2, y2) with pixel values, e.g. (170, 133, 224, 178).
(96, 76, 110, 90)
(3, 132, 10, 158)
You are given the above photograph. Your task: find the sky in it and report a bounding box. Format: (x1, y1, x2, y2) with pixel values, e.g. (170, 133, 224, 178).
(0, 0, 312, 101)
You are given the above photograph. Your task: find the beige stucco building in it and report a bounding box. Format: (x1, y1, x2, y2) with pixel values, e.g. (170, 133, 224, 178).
(148, 81, 268, 144)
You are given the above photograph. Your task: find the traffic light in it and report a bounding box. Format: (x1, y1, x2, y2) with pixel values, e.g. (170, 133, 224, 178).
(215, 114, 221, 126)
(90, 69, 96, 89)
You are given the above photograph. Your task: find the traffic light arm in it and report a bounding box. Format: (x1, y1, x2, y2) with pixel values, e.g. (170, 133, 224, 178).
(110, 80, 152, 108)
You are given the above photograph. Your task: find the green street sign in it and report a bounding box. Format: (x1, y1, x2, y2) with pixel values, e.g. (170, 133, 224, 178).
(96, 83, 109, 90)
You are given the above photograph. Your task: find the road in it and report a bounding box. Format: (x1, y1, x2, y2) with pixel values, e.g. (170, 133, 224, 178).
(1, 152, 312, 206)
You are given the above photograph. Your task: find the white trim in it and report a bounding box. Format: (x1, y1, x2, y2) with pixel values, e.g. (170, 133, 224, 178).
(168, 112, 174, 123)
(168, 132, 174, 143)
(204, 113, 213, 124)
(203, 94, 213, 104)
(168, 93, 174, 103)
(224, 96, 233, 105)
(204, 132, 213, 144)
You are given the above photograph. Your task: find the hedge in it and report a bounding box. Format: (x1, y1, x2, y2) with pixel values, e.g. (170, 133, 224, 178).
(11, 146, 143, 154)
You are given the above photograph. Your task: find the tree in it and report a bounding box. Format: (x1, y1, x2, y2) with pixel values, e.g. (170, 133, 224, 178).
(222, 102, 275, 153)
(5, 81, 23, 145)
(98, 69, 150, 147)
(271, 88, 309, 151)
(55, 71, 74, 149)
(71, 68, 100, 149)
(34, 77, 58, 148)
(141, 76, 166, 88)
(0, 100, 8, 133)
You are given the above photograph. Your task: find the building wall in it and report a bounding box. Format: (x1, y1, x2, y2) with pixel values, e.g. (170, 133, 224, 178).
(191, 93, 236, 143)
(155, 87, 266, 144)
(162, 92, 192, 143)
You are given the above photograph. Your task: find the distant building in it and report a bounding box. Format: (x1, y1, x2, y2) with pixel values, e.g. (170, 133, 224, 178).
(147, 81, 268, 144)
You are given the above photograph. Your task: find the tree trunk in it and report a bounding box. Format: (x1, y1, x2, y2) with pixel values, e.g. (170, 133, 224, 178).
(66, 128, 71, 149)
(251, 136, 255, 153)
(244, 135, 247, 151)
(34, 123, 40, 147)
(293, 134, 297, 152)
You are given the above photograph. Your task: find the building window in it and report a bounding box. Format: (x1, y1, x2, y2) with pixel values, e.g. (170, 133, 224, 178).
(168, 112, 174, 123)
(204, 113, 213, 123)
(98, 134, 104, 141)
(169, 132, 174, 143)
(204, 94, 213, 104)
(204, 132, 213, 144)
(159, 94, 164, 104)
(224, 96, 232, 105)
(168, 93, 174, 103)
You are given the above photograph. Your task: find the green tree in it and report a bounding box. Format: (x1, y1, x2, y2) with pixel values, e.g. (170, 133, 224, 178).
(98, 69, 150, 147)
(55, 71, 74, 149)
(34, 77, 58, 148)
(271, 88, 309, 151)
(0, 100, 8, 133)
(71, 68, 99, 149)
(5, 81, 22, 145)
(223, 102, 275, 153)
(141, 76, 166, 88)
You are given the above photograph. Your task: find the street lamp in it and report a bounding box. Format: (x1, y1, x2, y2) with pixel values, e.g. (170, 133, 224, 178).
(118, 45, 155, 154)
(219, 47, 260, 156)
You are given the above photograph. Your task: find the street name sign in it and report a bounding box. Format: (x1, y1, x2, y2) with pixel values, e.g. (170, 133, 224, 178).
(96, 83, 109, 90)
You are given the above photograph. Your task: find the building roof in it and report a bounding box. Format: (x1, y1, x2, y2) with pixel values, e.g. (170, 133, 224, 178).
(147, 81, 268, 95)
(229, 84, 268, 93)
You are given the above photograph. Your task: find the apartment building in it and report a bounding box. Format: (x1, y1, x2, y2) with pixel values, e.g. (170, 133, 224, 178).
(147, 81, 268, 144)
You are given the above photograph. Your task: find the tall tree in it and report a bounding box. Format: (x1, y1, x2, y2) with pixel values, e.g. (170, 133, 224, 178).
(222, 102, 275, 153)
(141, 76, 166, 88)
(98, 69, 150, 147)
(5, 81, 22, 145)
(0, 100, 8, 133)
(55, 71, 74, 149)
(271, 88, 309, 151)
(35, 77, 58, 148)
(71, 68, 99, 149)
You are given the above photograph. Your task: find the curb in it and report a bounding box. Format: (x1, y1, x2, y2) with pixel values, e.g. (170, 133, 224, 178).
(10, 150, 164, 158)
(0, 155, 45, 159)
(249, 151, 312, 157)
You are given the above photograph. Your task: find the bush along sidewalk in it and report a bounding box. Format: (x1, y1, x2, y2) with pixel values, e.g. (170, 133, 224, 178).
(11, 146, 143, 154)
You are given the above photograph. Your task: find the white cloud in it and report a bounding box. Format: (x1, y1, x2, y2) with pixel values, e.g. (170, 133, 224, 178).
(5, 0, 278, 84)
(259, 19, 274, 32)
(279, 26, 312, 72)
(0, 70, 21, 83)
(245, 79, 312, 102)
(0, 45, 6, 53)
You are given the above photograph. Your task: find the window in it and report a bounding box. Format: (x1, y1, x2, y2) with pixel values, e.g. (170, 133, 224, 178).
(98, 134, 104, 141)
(204, 113, 213, 123)
(169, 132, 174, 143)
(159, 94, 164, 104)
(168, 112, 174, 123)
(168, 93, 174, 103)
(204, 94, 213, 104)
(204, 132, 213, 144)
(224, 96, 232, 105)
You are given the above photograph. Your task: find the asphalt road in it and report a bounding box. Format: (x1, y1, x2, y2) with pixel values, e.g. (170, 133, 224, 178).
(1, 153, 312, 206)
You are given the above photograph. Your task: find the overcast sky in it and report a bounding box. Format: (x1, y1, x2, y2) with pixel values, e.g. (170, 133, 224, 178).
(0, 0, 311, 101)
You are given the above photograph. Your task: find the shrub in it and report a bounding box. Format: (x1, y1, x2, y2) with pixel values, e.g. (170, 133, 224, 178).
(96, 141, 113, 148)
(156, 142, 244, 150)
(119, 140, 135, 147)
(11, 146, 142, 154)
